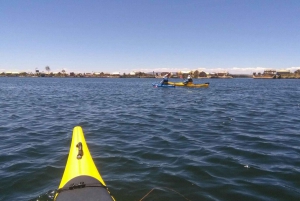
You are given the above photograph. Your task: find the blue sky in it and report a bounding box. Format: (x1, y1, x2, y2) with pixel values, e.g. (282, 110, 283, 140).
(1, 0, 300, 74)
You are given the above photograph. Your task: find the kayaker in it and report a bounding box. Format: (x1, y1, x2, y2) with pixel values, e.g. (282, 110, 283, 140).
(184, 75, 193, 84)
(161, 73, 171, 85)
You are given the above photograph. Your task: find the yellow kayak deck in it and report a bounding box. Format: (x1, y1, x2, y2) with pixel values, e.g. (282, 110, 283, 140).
(55, 126, 115, 201)
(168, 81, 209, 88)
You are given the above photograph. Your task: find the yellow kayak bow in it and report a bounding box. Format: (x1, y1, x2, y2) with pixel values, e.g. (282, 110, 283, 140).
(55, 126, 115, 201)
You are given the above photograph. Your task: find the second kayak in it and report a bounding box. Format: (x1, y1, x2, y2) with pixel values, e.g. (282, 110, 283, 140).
(55, 126, 115, 201)
(168, 81, 209, 88)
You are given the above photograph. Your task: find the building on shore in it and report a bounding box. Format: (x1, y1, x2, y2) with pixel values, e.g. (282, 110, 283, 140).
(253, 70, 277, 79)
(216, 72, 233, 78)
(110, 72, 120, 77)
(252, 69, 300, 79)
(276, 70, 290, 77)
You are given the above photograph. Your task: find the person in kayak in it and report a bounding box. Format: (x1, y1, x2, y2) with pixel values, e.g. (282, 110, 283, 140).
(161, 73, 171, 85)
(184, 75, 193, 84)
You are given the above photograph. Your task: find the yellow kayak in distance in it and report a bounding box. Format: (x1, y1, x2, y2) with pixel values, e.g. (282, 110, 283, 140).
(55, 126, 115, 201)
(168, 81, 209, 88)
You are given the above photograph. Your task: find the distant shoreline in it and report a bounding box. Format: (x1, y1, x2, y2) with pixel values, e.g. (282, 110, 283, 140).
(2, 69, 300, 79)
(1, 75, 300, 79)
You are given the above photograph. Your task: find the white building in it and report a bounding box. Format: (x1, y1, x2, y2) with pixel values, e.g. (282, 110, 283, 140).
(111, 72, 120, 76)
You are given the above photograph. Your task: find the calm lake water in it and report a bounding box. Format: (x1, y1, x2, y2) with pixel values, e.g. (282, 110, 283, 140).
(0, 77, 300, 201)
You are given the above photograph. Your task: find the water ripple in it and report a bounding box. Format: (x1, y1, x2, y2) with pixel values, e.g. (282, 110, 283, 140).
(0, 78, 300, 201)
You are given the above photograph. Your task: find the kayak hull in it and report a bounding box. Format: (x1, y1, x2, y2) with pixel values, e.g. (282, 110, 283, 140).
(55, 126, 114, 201)
(152, 83, 175, 88)
(168, 82, 209, 88)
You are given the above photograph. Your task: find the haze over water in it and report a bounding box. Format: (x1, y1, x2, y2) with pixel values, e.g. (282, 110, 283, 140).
(0, 78, 300, 201)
